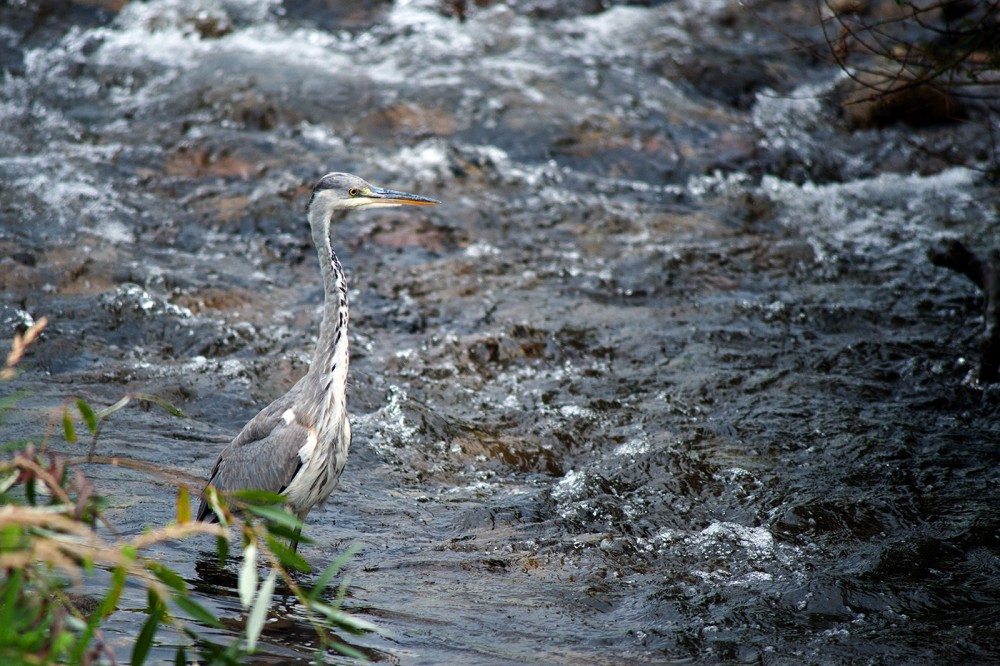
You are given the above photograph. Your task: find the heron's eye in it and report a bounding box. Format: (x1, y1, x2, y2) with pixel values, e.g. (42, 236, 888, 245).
(348, 187, 359, 197)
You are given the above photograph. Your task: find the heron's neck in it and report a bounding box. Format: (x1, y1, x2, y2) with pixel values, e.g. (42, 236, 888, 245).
(305, 209, 349, 419)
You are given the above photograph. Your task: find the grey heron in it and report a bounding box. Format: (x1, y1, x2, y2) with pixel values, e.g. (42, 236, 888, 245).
(196, 172, 440, 548)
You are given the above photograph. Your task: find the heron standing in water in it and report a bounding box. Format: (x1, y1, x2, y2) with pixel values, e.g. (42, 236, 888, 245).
(197, 173, 440, 548)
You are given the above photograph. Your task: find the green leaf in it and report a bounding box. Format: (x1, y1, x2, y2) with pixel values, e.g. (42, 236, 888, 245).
(307, 543, 360, 601)
(95, 395, 131, 420)
(97, 566, 127, 619)
(216, 534, 229, 566)
(245, 569, 277, 653)
(238, 543, 258, 609)
(0, 568, 23, 633)
(245, 504, 303, 531)
(191, 629, 244, 665)
(176, 486, 191, 524)
(174, 647, 187, 666)
(62, 409, 76, 443)
(0, 469, 19, 494)
(231, 489, 287, 505)
(265, 534, 311, 574)
(203, 486, 228, 526)
(330, 640, 368, 661)
(64, 614, 87, 633)
(132, 591, 165, 666)
(148, 562, 186, 593)
(172, 594, 222, 629)
(261, 522, 313, 544)
(0, 437, 36, 454)
(308, 599, 380, 635)
(51, 629, 77, 660)
(133, 393, 185, 418)
(0, 524, 21, 550)
(76, 399, 97, 434)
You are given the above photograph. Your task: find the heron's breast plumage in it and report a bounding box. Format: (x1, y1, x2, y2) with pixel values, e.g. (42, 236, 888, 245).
(280, 407, 351, 518)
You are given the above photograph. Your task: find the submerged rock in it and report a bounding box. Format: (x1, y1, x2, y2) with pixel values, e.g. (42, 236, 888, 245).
(840, 67, 963, 128)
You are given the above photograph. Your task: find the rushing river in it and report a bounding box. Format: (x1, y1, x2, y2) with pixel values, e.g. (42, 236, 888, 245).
(3, 0, 1000, 663)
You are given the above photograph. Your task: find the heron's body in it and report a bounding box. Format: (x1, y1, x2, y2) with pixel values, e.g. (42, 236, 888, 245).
(197, 173, 439, 540)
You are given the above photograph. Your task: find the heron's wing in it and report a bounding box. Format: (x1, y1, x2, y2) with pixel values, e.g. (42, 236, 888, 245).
(196, 403, 308, 521)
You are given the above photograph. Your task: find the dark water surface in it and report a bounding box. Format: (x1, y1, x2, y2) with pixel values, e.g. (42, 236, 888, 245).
(2, 1, 1000, 663)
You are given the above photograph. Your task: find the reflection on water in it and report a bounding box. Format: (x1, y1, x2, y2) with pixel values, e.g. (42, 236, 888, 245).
(2, 0, 999, 663)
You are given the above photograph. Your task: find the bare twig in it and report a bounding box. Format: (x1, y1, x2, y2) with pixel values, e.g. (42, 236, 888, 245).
(2, 316, 47, 380)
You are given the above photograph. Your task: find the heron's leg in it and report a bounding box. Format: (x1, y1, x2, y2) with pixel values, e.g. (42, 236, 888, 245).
(291, 525, 302, 553)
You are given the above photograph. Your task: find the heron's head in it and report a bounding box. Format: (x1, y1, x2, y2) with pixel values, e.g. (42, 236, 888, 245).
(308, 172, 440, 223)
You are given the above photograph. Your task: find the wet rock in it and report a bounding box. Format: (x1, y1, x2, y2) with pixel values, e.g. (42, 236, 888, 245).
(752, 144, 847, 186)
(171, 287, 256, 314)
(725, 191, 776, 228)
(100, 283, 192, 324)
(438, 0, 481, 21)
(839, 68, 962, 129)
(825, 0, 869, 14)
(228, 91, 282, 131)
(192, 194, 251, 225)
(280, 0, 391, 32)
(673, 55, 785, 110)
(10, 251, 37, 267)
(362, 103, 459, 142)
(244, 356, 309, 404)
(366, 217, 470, 254)
(0, 250, 43, 294)
(70, 0, 130, 11)
(442, 0, 608, 21)
(450, 430, 562, 475)
(750, 240, 818, 276)
(549, 115, 682, 183)
(188, 7, 233, 39)
(122, 0, 233, 39)
(0, 306, 39, 338)
(163, 144, 258, 179)
(464, 333, 530, 369)
(0, 1, 117, 74)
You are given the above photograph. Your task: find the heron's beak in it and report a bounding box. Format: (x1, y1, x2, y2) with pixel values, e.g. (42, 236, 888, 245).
(364, 186, 441, 207)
